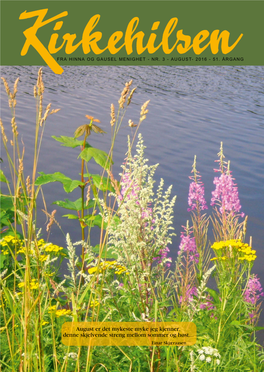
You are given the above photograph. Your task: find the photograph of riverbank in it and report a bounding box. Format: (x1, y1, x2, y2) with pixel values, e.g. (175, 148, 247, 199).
(1, 65, 263, 370)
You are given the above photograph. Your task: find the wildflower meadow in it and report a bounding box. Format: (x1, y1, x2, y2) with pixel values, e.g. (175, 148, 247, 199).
(0, 70, 263, 371)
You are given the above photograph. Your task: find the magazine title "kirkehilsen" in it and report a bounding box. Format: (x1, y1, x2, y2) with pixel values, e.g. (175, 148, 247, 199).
(19, 9, 243, 74)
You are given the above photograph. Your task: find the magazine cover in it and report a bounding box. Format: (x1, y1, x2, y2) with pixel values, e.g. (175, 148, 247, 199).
(1, 1, 264, 370)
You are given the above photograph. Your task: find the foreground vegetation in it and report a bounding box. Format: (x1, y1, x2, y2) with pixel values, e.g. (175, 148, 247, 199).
(0, 70, 263, 371)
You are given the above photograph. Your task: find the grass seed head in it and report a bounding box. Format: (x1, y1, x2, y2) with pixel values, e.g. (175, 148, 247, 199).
(86, 185, 91, 206)
(127, 87, 137, 106)
(46, 210, 57, 232)
(11, 117, 18, 136)
(18, 158, 23, 174)
(140, 100, 150, 122)
(118, 80, 133, 109)
(26, 176, 31, 196)
(0, 119, 8, 143)
(1, 77, 11, 100)
(110, 103, 116, 126)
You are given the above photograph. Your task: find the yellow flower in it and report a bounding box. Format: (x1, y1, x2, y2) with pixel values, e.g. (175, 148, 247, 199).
(17, 249, 25, 254)
(42, 321, 49, 326)
(18, 279, 40, 290)
(2, 236, 17, 243)
(45, 244, 63, 253)
(48, 305, 56, 313)
(55, 309, 72, 317)
(211, 239, 257, 263)
(37, 239, 46, 247)
(88, 267, 99, 274)
(90, 300, 99, 307)
(211, 242, 224, 250)
(114, 265, 128, 275)
(3, 236, 14, 242)
(30, 280, 39, 290)
(45, 272, 55, 277)
(245, 255, 257, 262)
(88, 261, 128, 275)
(100, 261, 116, 269)
(17, 247, 34, 255)
(0, 235, 21, 248)
(39, 255, 48, 262)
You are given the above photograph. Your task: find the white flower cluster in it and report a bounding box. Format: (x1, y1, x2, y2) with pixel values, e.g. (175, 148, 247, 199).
(63, 352, 78, 360)
(104, 134, 176, 275)
(187, 265, 216, 319)
(197, 346, 221, 365)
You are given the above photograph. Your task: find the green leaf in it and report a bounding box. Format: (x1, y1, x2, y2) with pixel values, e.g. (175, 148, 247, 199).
(3, 287, 14, 312)
(0, 170, 9, 183)
(0, 211, 12, 226)
(83, 214, 96, 226)
(230, 320, 242, 326)
(230, 321, 258, 332)
(52, 135, 92, 149)
(57, 298, 68, 307)
(71, 293, 78, 322)
(91, 124, 107, 134)
(0, 195, 15, 229)
(253, 326, 264, 331)
(93, 215, 108, 229)
(0, 254, 7, 269)
(83, 214, 107, 229)
(61, 248, 69, 258)
(35, 172, 85, 193)
(74, 126, 87, 139)
(206, 288, 220, 304)
(82, 173, 115, 192)
(62, 214, 79, 220)
(92, 244, 118, 259)
(52, 198, 95, 211)
(0, 195, 14, 211)
(79, 147, 113, 170)
(78, 283, 91, 305)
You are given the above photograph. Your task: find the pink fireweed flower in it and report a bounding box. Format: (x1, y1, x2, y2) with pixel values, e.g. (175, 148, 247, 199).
(200, 295, 217, 319)
(178, 228, 199, 264)
(153, 246, 172, 267)
(244, 275, 264, 305)
(179, 285, 197, 304)
(188, 156, 207, 212)
(141, 207, 153, 220)
(188, 181, 208, 212)
(211, 172, 244, 217)
(200, 297, 215, 311)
